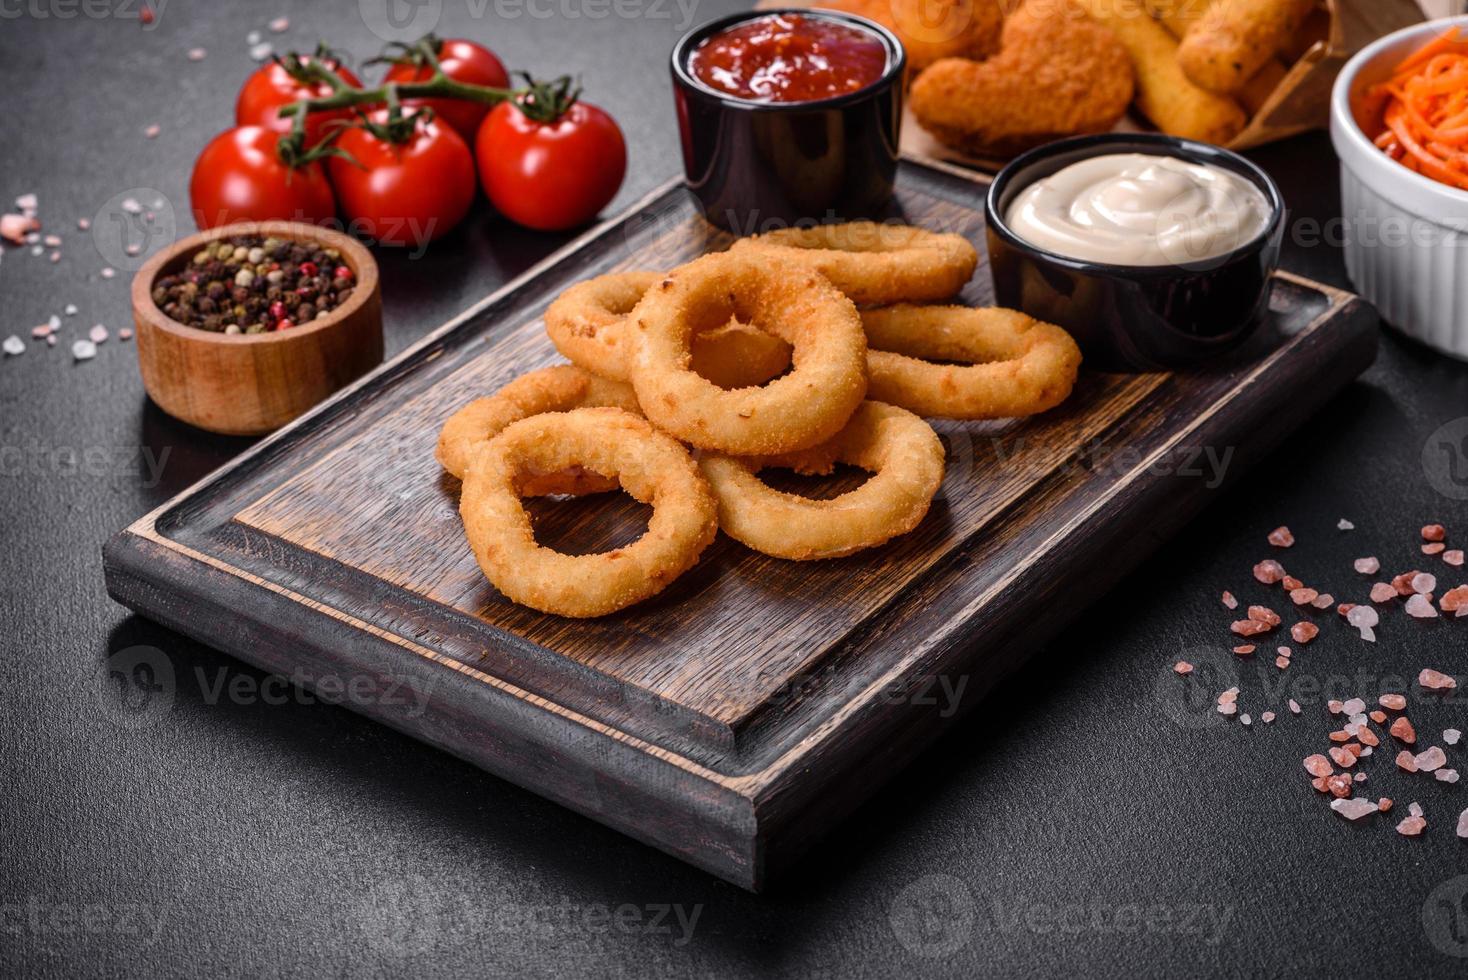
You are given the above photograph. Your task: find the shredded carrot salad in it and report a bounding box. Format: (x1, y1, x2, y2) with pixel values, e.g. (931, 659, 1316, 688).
(1367, 27, 1468, 191)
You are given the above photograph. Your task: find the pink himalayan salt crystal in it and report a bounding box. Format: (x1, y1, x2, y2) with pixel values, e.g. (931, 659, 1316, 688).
(1221, 591, 1238, 609)
(1435, 769, 1460, 783)
(1233, 645, 1256, 656)
(1329, 747, 1358, 768)
(1414, 746, 1448, 772)
(1406, 593, 1439, 618)
(1304, 754, 1333, 777)
(88, 324, 108, 345)
(1370, 582, 1398, 603)
(1397, 750, 1418, 772)
(1261, 711, 1275, 723)
(1330, 797, 1379, 821)
(1311, 593, 1334, 609)
(1218, 687, 1239, 705)
(1248, 606, 1281, 625)
(1268, 526, 1295, 548)
(1354, 772, 1368, 782)
(1445, 729, 1462, 746)
(1419, 668, 1458, 691)
(1441, 586, 1468, 615)
(1412, 572, 1437, 595)
(1174, 661, 1193, 675)
(1423, 524, 1447, 542)
(0, 213, 39, 244)
(1458, 808, 1468, 839)
(1424, 543, 1447, 556)
(118, 327, 133, 341)
(1274, 655, 1290, 669)
(1380, 694, 1407, 710)
(1397, 815, 1427, 836)
(77, 217, 90, 230)
(1217, 703, 1237, 717)
(1410, 801, 1425, 817)
(1240, 714, 1252, 726)
(1339, 519, 1355, 530)
(1232, 619, 1272, 637)
(1328, 700, 1345, 714)
(143, 123, 160, 139)
(1290, 622, 1319, 644)
(1354, 557, 1381, 574)
(1253, 560, 1287, 584)
(1290, 587, 1319, 606)
(1342, 697, 1366, 715)
(1446, 550, 1465, 567)
(1288, 699, 1301, 715)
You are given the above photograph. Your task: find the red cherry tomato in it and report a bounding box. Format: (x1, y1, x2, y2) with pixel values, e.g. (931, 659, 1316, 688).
(383, 38, 509, 142)
(235, 56, 363, 146)
(476, 99, 627, 231)
(329, 111, 476, 246)
(189, 126, 337, 229)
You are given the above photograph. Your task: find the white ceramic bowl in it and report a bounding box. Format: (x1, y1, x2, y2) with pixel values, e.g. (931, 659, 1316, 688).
(1331, 15, 1468, 361)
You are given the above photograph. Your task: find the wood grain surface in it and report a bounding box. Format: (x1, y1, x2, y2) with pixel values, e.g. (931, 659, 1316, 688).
(104, 159, 1380, 889)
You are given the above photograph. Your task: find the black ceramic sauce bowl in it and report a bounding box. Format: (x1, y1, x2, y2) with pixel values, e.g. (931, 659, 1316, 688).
(670, 9, 905, 233)
(986, 133, 1285, 372)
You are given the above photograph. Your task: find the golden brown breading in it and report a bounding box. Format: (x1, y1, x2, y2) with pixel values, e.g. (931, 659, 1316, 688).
(814, 0, 1004, 72)
(1176, 0, 1317, 95)
(909, 0, 1134, 157)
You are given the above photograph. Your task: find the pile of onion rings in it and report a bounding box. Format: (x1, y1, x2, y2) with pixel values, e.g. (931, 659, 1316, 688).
(438, 222, 1082, 617)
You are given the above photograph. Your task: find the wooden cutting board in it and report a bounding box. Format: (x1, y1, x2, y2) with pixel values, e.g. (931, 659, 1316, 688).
(104, 157, 1377, 891)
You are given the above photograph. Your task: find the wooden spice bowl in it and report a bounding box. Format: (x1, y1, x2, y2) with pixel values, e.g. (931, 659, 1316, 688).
(131, 221, 383, 436)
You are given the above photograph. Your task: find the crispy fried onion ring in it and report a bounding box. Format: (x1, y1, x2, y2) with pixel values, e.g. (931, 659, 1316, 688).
(730, 222, 978, 305)
(862, 305, 1082, 419)
(629, 250, 868, 454)
(460, 408, 718, 617)
(545, 271, 791, 388)
(699, 401, 945, 560)
(436, 365, 640, 494)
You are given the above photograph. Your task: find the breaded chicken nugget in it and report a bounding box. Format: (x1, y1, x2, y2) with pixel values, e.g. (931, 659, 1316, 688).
(816, 0, 1003, 72)
(909, 0, 1134, 157)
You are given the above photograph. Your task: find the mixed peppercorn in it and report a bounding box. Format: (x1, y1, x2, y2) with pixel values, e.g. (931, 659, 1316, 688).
(151, 235, 355, 334)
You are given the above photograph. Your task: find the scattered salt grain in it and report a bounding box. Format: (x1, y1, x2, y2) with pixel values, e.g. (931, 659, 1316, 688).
(1289, 699, 1301, 715)
(1397, 815, 1427, 836)
(1174, 661, 1193, 675)
(269, 16, 289, 31)
(1423, 524, 1447, 542)
(1370, 582, 1398, 603)
(1445, 550, 1465, 567)
(1304, 754, 1333, 777)
(45, 335, 56, 347)
(246, 29, 261, 43)
(1311, 593, 1334, 609)
(1290, 622, 1319, 644)
(1217, 702, 1237, 716)
(1411, 572, 1437, 595)
(15, 193, 37, 211)
(76, 217, 90, 230)
(3, 335, 25, 356)
(1329, 700, 1344, 715)
(48, 251, 60, 263)
(42, 234, 60, 247)
(143, 123, 161, 139)
(1219, 687, 1239, 705)
(1419, 668, 1457, 691)
(30, 245, 42, 256)
(64, 304, 77, 316)
(1390, 717, 1416, 744)
(1262, 711, 1275, 723)
(1221, 590, 1237, 609)
(1424, 543, 1447, 556)
(1458, 808, 1468, 839)
(1343, 697, 1366, 715)
(1398, 750, 1418, 772)
(1354, 557, 1380, 574)
(1436, 769, 1459, 783)
(1253, 560, 1286, 584)
(100, 267, 115, 279)
(1330, 797, 1378, 821)
(1240, 713, 1252, 726)
(71, 339, 96, 361)
(187, 47, 207, 61)
(1354, 771, 1368, 781)
(250, 41, 273, 61)
(89, 325, 108, 344)
(1442, 586, 1468, 616)
(118, 328, 133, 341)
(30, 324, 50, 339)
(1338, 519, 1355, 531)
(1380, 694, 1407, 710)
(1347, 605, 1379, 640)
(1414, 746, 1447, 772)
(1445, 729, 1461, 746)
(1406, 594, 1439, 619)
(1410, 802, 1424, 817)
(1268, 526, 1295, 548)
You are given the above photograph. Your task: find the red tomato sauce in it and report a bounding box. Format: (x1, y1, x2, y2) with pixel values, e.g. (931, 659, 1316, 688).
(689, 14, 888, 104)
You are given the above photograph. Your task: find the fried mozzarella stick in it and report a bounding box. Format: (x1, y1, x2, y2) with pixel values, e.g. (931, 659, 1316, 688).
(1144, 0, 1287, 116)
(1071, 0, 1246, 145)
(1177, 0, 1318, 95)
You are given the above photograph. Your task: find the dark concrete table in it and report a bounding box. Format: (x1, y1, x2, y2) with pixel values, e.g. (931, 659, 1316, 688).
(5, 2, 1468, 977)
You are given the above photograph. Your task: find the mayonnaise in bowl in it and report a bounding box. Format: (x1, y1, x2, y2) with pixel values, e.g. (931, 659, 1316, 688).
(1003, 153, 1273, 267)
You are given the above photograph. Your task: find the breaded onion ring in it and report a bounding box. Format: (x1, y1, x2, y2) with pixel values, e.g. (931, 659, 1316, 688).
(460, 408, 718, 617)
(730, 222, 978, 306)
(629, 251, 867, 455)
(862, 306, 1082, 419)
(545, 271, 791, 387)
(435, 364, 640, 493)
(699, 401, 945, 560)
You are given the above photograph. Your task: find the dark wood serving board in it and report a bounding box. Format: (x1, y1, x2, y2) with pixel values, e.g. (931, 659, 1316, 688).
(104, 158, 1378, 891)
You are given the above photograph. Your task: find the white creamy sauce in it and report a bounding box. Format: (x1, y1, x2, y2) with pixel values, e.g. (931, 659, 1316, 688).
(1004, 153, 1273, 266)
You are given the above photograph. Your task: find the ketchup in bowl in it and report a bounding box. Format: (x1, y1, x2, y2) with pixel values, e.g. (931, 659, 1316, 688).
(688, 13, 888, 103)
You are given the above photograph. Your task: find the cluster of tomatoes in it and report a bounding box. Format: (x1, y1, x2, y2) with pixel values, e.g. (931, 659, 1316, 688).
(190, 37, 628, 244)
